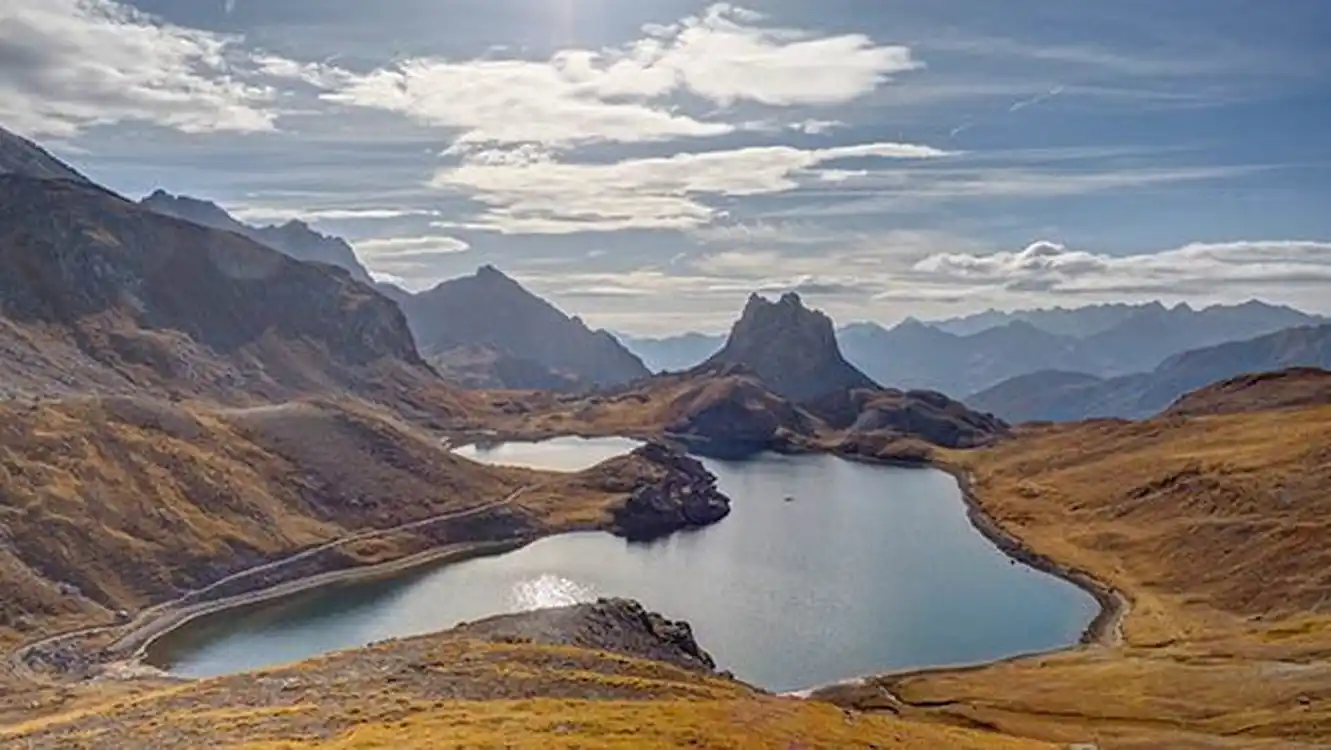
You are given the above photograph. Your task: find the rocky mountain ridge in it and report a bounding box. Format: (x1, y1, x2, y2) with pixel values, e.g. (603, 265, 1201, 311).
(140, 190, 375, 285)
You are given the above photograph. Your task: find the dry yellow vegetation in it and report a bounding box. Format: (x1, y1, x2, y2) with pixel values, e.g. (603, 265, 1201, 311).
(821, 402, 1331, 748)
(2, 631, 1055, 750)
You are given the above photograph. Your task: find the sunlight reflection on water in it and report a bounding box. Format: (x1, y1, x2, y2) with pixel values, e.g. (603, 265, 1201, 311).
(509, 574, 597, 611)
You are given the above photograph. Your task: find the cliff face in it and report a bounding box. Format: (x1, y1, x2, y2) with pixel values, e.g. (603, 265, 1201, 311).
(700, 292, 879, 403)
(402, 266, 650, 390)
(140, 190, 375, 285)
(0, 175, 435, 404)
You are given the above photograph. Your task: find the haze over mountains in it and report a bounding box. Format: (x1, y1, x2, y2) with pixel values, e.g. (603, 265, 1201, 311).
(971, 324, 1331, 422)
(620, 301, 1326, 399)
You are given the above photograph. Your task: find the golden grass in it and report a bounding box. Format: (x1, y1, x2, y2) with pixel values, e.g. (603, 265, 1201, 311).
(239, 698, 1055, 750)
(5, 634, 1054, 750)
(825, 404, 1331, 748)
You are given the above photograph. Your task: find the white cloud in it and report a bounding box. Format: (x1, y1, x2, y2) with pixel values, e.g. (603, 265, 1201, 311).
(231, 206, 438, 223)
(0, 0, 278, 137)
(912, 240, 1331, 295)
(430, 141, 950, 234)
(355, 235, 470, 258)
(317, 3, 918, 148)
(789, 119, 846, 135)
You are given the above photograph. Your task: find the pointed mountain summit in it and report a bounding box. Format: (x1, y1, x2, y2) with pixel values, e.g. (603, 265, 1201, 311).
(141, 190, 374, 285)
(700, 292, 879, 403)
(0, 125, 90, 183)
(402, 266, 651, 390)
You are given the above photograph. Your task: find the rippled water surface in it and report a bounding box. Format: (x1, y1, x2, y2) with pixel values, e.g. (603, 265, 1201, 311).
(151, 438, 1098, 691)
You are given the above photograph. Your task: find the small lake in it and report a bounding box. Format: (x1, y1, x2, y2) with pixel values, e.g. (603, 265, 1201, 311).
(149, 438, 1099, 692)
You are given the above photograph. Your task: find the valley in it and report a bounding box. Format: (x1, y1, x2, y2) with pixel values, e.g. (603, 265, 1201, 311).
(2, 114, 1330, 750)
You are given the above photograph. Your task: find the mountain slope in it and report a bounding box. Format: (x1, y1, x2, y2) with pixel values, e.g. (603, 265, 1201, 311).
(969, 324, 1331, 422)
(0, 126, 90, 183)
(140, 190, 374, 285)
(1165, 367, 1331, 417)
(402, 266, 651, 390)
(0, 174, 464, 413)
(699, 292, 878, 403)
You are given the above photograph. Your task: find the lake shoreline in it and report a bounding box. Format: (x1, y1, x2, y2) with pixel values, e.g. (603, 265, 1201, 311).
(24, 438, 1121, 694)
(795, 451, 1130, 701)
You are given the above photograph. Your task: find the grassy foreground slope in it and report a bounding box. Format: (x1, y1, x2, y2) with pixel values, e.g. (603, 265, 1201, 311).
(821, 393, 1331, 748)
(2, 607, 1054, 750)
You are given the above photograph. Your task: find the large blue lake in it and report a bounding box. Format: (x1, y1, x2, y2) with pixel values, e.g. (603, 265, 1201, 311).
(149, 437, 1098, 691)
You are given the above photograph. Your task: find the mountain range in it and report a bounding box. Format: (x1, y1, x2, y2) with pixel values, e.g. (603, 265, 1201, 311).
(619, 301, 1325, 398)
(137, 190, 650, 392)
(969, 324, 1331, 422)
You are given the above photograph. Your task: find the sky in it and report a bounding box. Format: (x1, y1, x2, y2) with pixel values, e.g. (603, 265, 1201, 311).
(3, 0, 1330, 334)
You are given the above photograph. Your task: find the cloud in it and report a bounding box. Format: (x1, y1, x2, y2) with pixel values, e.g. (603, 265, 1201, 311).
(789, 119, 846, 135)
(429, 141, 950, 234)
(317, 3, 918, 148)
(355, 235, 470, 258)
(911, 240, 1331, 295)
(1008, 85, 1065, 112)
(0, 0, 278, 137)
(231, 206, 438, 223)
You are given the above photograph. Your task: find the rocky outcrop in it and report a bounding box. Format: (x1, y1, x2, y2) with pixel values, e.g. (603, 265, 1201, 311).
(140, 190, 375, 285)
(610, 442, 731, 541)
(808, 387, 1007, 448)
(402, 266, 651, 390)
(453, 597, 716, 673)
(699, 292, 879, 403)
(662, 370, 812, 458)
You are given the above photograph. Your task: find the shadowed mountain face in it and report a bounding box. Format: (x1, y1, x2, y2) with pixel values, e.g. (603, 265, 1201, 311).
(0, 174, 453, 407)
(402, 266, 651, 390)
(140, 190, 375, 285)
(699, 293, 879, 403)
(969, 324, 1331, 423)
(0, 126, 90, 183)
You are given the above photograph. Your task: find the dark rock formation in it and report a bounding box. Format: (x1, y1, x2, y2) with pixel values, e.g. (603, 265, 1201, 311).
(610, 442, 731, 541)
(663, 370, 813, 458)
(140, 190, 375, 285)
(402, 266, 651, 390)
(0, 126, 90, 183)
(698, 292, 879, 403)
(807, 387, 1007, 448)
(452, 597, 717, 673)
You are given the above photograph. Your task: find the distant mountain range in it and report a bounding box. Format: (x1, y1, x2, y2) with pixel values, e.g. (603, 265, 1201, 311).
(968, 324, 1331, 422)
(137, 190, 648, 392)
(618, 301, 1326, 397)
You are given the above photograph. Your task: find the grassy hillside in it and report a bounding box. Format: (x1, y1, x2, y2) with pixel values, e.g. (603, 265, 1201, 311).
(821, 398, 1331, 748)
(2, 617, 1054, 750)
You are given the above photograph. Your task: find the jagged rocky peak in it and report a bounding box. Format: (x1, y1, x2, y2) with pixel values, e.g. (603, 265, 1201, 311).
(702, 291, 879, 403)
